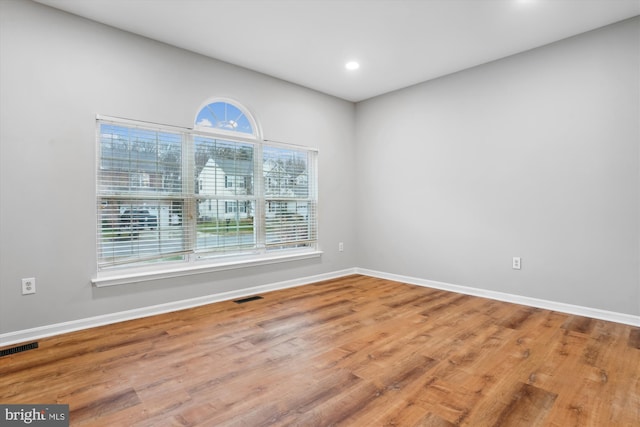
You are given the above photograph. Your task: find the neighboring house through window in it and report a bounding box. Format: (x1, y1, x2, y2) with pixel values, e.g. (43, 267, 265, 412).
(96, 99, 318, 280)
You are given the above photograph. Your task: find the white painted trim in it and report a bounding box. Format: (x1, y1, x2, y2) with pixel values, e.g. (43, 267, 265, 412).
(355, 267, 640, 327)
(93, 250, 324, 287)
(3, 266, 637, 347)
(0, 268, 357, 347)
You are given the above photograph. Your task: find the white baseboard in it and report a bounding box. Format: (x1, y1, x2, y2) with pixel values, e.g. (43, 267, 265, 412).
(2, 266, 637, 347)
(0, 268, 357, 347)
(355, 267, 640, 327)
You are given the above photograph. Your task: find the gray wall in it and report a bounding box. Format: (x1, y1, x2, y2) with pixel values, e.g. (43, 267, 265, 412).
(355, 17, 640, 315)
(0, 0, 357, 333)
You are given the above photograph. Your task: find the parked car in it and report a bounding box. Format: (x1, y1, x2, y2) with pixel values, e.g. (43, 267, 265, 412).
(120, 209, 157, 231)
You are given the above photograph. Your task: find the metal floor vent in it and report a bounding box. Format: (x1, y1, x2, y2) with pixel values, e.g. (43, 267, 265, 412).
(0, 342, 38, 357)
(234, 295, 264, 304)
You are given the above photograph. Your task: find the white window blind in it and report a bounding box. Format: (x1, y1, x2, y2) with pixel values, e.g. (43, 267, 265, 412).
(263, 145, 317, 249)
(193, 135, 257, 256)
(96, 116, 318, 272)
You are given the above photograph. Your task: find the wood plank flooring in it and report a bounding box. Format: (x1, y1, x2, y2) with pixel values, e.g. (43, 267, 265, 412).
(1, 275, 639, 426)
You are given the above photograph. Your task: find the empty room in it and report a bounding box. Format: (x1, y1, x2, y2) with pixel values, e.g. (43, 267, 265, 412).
(1, 0, 639, 425)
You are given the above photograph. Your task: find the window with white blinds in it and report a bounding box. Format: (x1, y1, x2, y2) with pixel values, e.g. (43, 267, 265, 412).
(96, 108, 317, 273)
(263, 146, 317, 249)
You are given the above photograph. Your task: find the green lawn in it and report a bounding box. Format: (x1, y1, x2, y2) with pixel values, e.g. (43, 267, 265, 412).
(197, 218, 254, 234)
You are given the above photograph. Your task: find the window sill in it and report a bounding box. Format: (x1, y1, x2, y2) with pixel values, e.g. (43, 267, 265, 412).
(92, 250, 323, 287)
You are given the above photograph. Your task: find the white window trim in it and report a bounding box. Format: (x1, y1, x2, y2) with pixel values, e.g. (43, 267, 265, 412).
(91, 249, 323, 287)
(95, 109, 319, 286)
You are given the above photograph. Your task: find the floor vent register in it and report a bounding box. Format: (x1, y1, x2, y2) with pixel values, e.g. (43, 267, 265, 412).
(0, 341, 39, 357)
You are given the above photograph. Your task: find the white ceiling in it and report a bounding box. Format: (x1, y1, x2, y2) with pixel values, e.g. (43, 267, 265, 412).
(34, 0, 640, 102)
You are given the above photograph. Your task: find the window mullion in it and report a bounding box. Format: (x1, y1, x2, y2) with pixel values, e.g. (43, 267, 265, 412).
(254, 142, 265, 250)
(183, 132, 197, 260)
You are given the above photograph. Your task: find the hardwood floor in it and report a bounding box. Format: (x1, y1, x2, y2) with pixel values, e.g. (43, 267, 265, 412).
(1, 275, 639, 426)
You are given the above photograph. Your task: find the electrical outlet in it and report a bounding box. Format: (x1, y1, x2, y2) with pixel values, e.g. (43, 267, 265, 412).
(338, 242, 344, 252)
(22, 277, 36, 295)
(512, 257, 521, 270)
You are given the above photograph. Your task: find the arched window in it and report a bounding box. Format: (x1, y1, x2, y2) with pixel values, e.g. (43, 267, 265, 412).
(94, 98, 317, 285)
(194, 99, 258, 138)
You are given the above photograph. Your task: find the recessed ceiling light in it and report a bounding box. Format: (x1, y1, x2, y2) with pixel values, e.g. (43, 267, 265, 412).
(345, 61, 360, 70)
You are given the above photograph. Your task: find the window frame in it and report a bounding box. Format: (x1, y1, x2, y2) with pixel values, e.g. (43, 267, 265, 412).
(93, 112, 320, 287)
